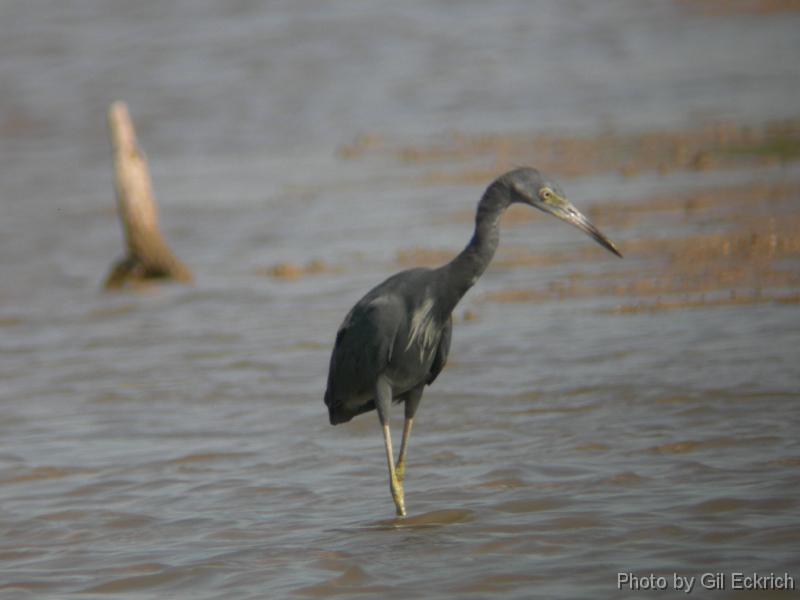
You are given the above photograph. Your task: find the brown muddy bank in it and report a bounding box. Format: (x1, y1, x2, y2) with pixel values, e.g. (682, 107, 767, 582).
(485, 181, 800, 312)
(339, 119, 800, 181)
(337, 120, 800, 314)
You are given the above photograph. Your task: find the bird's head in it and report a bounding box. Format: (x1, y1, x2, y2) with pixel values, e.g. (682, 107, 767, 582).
(502, 167, 622, 258)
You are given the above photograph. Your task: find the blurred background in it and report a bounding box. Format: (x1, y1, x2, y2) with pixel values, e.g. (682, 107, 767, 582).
(1, 1, 798, 598)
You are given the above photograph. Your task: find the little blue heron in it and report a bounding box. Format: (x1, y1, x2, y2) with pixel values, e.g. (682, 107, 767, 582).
(324, 167, 621, 516)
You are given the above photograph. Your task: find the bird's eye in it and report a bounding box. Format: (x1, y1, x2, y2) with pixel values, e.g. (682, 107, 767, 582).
(540, 188, 552, 201)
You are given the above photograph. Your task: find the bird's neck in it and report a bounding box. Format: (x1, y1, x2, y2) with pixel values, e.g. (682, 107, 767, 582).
(439, 182, 509, 310)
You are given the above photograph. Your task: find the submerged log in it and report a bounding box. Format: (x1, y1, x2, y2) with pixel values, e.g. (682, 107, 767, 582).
(104, 101, 192, 290)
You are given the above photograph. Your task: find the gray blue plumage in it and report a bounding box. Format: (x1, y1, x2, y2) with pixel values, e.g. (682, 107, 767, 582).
(324, 167, 621, 517)
(325, 268, 453, 425)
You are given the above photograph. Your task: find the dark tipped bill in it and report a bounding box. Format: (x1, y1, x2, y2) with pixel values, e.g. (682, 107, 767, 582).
(560, 203, 622, 258)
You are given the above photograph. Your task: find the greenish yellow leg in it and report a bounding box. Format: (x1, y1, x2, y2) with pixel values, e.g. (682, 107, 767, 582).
(381, 423, 406, 517)
(395, 417, 414, 483)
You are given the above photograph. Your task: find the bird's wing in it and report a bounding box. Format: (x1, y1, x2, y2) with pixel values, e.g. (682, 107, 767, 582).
(426, 315, 452, 385)
(325, 296, 402, 409)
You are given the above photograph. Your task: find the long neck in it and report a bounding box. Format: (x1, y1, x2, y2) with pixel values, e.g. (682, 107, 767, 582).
(438, 181, 510, 311)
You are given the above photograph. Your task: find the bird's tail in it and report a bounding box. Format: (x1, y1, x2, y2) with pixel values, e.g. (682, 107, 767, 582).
(325, 391, 374, 425)
(328, 406, 352, 425)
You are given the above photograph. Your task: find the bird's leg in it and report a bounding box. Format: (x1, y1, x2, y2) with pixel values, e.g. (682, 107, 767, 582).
(381, 423, 406, 517)
(375, 376, 406, 517)
(395, 418, 413, 483)
(395, 386, 423, 484)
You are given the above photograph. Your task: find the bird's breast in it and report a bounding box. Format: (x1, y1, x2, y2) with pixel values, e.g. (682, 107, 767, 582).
(385, 307, 443, 391)
(404, 298, 438, 353)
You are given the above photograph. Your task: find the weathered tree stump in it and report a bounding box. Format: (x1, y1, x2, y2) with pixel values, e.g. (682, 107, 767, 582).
(103, 101, 192, 290)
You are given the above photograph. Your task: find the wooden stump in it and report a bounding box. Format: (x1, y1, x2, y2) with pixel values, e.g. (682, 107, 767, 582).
(103, 101, 192, 290)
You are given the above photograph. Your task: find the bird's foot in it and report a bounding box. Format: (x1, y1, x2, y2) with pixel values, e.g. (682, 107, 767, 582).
(393, 496, 406, 517)
(390, 476, 406, 517)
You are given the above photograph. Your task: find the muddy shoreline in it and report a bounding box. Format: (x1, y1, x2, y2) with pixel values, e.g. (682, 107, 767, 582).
(331, 119, 800, 313)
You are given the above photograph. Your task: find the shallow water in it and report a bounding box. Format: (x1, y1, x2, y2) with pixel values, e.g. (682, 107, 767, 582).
(1, 2, 799, 598)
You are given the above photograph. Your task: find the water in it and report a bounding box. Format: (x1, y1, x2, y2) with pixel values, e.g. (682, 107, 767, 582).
(1, 2, 799, 598)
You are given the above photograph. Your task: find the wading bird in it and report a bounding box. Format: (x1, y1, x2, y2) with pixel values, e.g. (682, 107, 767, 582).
(324, 167, 621, 516)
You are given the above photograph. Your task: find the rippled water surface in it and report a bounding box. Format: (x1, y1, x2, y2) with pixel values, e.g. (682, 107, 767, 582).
(1, 2, 799, 598)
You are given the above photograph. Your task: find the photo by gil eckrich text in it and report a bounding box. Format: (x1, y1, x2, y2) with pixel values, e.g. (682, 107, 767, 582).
(617, 571, 795, 593)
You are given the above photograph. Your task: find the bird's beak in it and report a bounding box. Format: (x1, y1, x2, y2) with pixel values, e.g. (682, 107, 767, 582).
(546, 195, 622, 258)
